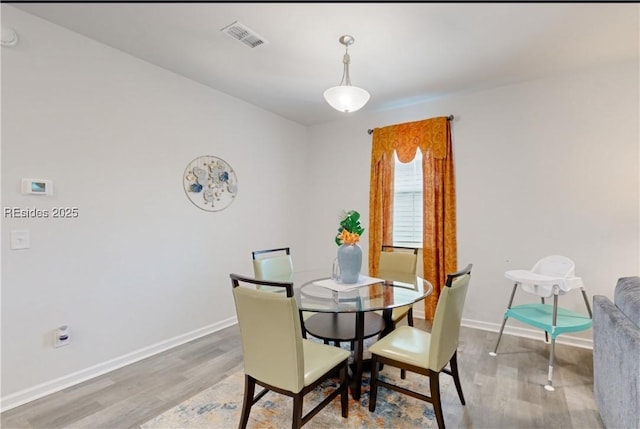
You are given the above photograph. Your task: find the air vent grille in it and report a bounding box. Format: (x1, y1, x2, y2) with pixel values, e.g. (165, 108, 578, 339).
(221, 21, 267, 48)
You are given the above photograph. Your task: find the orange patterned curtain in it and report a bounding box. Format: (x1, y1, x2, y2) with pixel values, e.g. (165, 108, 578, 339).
(368, 151, 394, 276)
(368, 116, 457, 320)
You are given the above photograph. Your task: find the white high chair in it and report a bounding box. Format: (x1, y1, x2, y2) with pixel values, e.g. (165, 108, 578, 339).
(489, 255, 592, 391)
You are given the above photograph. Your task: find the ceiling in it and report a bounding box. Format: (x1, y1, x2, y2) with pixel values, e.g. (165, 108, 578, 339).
(9, 3, 639, 126)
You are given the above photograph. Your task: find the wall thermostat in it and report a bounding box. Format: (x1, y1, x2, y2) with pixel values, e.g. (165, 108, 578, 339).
(21, 178, 53, 196)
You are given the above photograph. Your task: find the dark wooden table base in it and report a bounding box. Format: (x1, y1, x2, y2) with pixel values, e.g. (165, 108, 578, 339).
(304, 312, 387, 400)
(304, 312, 385, 344)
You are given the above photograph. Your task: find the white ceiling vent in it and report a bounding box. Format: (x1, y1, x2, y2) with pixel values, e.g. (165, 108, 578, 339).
(221, 21, 267, 49)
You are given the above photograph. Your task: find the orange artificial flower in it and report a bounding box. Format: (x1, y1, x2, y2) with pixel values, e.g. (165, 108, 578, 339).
(338, 229, 360, 245)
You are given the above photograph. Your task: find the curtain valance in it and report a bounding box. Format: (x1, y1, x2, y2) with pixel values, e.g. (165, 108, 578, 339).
(371, 116, 449, 163)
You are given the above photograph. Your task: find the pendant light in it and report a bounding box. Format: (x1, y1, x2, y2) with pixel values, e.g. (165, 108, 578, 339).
(323, 35, 370, 113)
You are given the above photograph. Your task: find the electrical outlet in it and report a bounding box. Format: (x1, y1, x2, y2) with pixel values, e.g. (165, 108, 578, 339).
(54, 325, 70, 348)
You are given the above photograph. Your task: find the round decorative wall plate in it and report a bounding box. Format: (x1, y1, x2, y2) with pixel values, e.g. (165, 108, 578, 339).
(183, 156, 238, 211)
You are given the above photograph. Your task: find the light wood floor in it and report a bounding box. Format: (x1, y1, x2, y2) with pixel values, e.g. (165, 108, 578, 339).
(1, 321, 604, 429)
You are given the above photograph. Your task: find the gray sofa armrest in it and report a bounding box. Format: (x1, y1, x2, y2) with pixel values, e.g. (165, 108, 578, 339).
(593, 295, 640, 429)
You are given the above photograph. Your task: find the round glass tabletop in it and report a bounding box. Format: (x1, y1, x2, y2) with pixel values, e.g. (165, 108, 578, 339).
(290, 270, 432, 313)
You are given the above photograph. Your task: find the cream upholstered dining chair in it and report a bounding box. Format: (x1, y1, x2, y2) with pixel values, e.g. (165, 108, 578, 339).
(376, 245, 420, 379)
(377, 245, 420, 327)
(230, 274, 350, 429)
(252, 247, 294, 279)
(251, 247, 314, 338)
(368, 264, 473, 429)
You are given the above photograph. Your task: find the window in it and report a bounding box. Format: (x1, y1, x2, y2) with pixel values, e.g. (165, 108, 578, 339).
(393, 150, 423, 246)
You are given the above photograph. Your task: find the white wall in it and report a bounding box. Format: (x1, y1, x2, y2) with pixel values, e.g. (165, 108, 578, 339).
(306, 61, 639, 345)
(1, 6, 308, 407)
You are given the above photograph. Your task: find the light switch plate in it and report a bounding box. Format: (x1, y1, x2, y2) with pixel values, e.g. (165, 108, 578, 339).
(10, 230, 30, 250)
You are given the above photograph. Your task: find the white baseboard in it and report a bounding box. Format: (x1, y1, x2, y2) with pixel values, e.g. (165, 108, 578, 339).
(412, 309, 593, 350)
(0, 317, 238, 413)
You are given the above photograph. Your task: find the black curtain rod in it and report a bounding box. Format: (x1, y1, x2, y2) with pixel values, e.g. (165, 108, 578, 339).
(367, 115, 454, 135)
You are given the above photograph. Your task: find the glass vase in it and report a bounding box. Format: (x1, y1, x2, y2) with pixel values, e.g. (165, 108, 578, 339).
(337, 243, 362, 284)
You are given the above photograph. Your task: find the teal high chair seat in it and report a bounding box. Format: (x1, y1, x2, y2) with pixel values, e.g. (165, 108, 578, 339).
(490, 255, 592, 391)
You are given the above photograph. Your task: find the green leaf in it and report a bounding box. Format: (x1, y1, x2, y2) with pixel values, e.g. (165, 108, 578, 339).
(336, 210, 365, 240)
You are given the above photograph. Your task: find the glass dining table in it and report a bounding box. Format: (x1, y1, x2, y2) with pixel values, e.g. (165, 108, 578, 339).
(263, 269, 433, 400)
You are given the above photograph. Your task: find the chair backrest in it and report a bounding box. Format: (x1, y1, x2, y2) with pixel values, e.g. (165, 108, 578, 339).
(428, 264, 473, 371)
(521, 255, 578, 296)
(252, 247, 294, 280)
(531, 255, 575, 278)
(378, 246, 418, 280)
(230, 274, 305, 393)
(251, 247, 291, 260)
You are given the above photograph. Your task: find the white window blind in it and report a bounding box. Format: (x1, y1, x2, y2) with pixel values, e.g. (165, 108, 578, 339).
(393, 150, 423, 245)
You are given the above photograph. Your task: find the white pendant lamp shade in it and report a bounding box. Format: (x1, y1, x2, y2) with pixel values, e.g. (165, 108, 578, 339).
(323, 85, 370, 113)
(324, 35, 370, 113)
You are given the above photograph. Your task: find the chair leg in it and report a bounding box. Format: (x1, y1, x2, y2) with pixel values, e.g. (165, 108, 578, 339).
(368, 356, 380, 412)
(490, 316, 508, 357)
(299, 312, 308, 339)
(580, 287, 593, 318)
(386, 313, 407, 380)
(545, 338, 556, 392)
(400, 311, 410, 379)
(340, 363, 348, 418)
(544, 294, 559, 392)
(239, 374, 255, 429)
(449, 351, 466, 405)
(541, 297, 549, 343)
(429, 371, 445, 429)
(490, 283, 518, 357)
(292, 393, 303, 429)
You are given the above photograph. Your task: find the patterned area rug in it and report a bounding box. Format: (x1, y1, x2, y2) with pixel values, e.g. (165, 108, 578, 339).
(141, 357, 452, 429)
